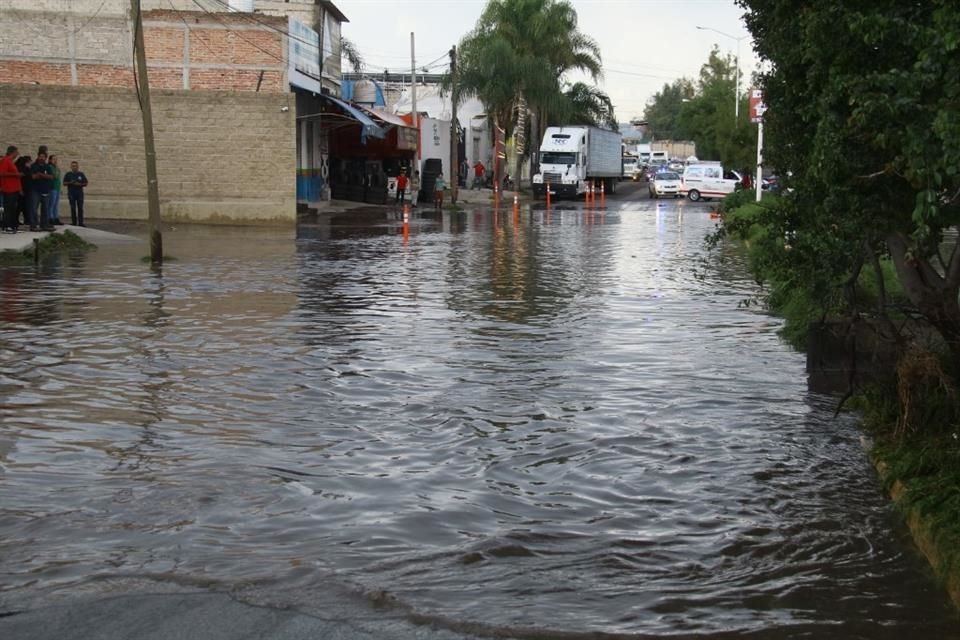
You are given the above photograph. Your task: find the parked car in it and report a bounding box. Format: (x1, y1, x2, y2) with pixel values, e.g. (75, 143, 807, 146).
(649, 171, 682, 198)
(680, 163, 742, 201)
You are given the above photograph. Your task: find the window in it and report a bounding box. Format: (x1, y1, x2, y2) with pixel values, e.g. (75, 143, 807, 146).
(541, 152, 577, 165)
(686, 167, 704, 179)
(704, 167, 721, 179)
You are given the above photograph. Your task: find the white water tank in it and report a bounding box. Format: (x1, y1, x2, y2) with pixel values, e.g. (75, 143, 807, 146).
(228, 0, 254, 12)
(353, 79, 378, 106)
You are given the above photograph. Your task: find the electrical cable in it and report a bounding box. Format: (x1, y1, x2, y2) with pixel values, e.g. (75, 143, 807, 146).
(67, 0, 111, 35)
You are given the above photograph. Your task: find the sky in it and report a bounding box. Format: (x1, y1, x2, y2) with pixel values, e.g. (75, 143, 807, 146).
(338, 0, 758, 122)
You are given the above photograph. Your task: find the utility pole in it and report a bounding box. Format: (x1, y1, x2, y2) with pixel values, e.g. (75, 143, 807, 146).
(410, 32, 418, 189)
(131, 0, 162, 264)
(449, 44, 458, 205)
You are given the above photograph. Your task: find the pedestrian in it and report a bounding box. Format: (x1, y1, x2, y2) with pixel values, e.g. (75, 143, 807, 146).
(472, 160, 485, 189)
(459, 158, 469, 187)
(47, 154, 64, 225)
(0, 145, 22, 233)
(30, 151, 55, 232)
(410, 170, 420, 207)
(433, 174, 446, 209)
(63, 160, 88, 227)
(15, 155, 31, 227)
(395, 170, 408, 205)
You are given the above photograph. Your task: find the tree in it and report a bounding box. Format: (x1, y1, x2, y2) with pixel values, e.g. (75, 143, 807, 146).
(340, 37, 364, 73)
(457, 0, 602, 185)
(738, 0, 960, 361)
(554, 82, 618, 131)
(643, 47, 756, 167)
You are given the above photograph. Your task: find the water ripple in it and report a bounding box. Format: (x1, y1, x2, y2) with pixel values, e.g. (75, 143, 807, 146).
(0, 210, 956, 637)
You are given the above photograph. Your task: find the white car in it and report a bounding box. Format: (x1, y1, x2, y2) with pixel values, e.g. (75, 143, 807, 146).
(648, 171, 682, 198)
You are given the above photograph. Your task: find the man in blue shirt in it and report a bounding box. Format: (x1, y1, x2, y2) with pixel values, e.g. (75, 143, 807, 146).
(30, 152, 54, 232)
(63, 161, 89, 227)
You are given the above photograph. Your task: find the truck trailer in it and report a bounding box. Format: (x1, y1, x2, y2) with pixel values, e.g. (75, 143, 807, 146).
(532, 126, 623, 198)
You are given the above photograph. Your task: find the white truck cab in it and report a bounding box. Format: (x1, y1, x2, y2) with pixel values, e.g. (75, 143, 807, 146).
(532, 126, 622, 198)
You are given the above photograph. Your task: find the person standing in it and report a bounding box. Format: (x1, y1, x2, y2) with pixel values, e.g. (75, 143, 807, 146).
(433, 174, 446, 209)
(47, 155, 63, 225)
(15, 155, 31, 227)
(63, 161, 88, 227)
(0, 145, 22, 233)
(395, 170, 408, 205)
(410, 170, 420, 208)
(30, 152, 54, 232)
(472, 160, 485, 189)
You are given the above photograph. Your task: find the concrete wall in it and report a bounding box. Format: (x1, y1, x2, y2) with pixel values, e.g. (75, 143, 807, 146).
(0, 84, 296, 224)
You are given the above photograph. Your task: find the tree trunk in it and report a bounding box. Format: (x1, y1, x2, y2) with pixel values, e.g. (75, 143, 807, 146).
(887, 232, 960, 362)
(512, 91, 528, 192)
(529, 107, 539, 183)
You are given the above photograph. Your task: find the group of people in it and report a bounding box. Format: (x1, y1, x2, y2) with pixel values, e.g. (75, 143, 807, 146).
(391, 159, 501, 211)
(0, 145, 89, 234)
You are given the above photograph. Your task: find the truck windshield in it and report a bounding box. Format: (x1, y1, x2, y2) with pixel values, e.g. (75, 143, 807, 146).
(541, 152, 577, 165)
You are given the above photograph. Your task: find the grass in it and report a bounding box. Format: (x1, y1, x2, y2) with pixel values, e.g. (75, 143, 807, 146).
(857, 381, 960, 599)
(0, 229, 95, 265)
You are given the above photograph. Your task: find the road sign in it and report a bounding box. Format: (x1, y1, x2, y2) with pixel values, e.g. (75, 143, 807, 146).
(749, 88, 766, 124)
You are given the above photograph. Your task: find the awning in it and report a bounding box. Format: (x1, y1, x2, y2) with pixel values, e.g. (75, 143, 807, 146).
(357, 105, 411, 129)
(356, 105, 418, 151)
(320, 94, 385, 141)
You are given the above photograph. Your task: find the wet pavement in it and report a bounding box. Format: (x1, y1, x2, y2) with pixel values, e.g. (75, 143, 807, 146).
(1, 181, 957, 639)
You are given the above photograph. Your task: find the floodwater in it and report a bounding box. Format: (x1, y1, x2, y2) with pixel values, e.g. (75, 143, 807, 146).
(1, 188, 957, 638)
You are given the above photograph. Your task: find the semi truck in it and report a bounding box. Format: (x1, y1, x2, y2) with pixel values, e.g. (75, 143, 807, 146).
(532, 126, 623, 198)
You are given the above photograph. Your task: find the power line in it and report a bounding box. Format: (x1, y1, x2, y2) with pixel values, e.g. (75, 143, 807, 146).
(68, 0, 111, 35)
(189, 0, 287, 65)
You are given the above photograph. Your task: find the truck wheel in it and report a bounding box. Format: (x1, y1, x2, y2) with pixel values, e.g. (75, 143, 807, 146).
(687, 189, 701, 202)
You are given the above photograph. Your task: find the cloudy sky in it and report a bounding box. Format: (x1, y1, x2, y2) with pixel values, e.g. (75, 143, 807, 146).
(339, 0, 757, 122)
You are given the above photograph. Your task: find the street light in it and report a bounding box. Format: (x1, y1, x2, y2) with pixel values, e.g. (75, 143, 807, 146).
(696, 26, 749, 121)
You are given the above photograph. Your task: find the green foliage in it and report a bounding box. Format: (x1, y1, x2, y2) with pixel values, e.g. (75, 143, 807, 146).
(455, 0, 605, 151)
(0, 230, 95, 265)
(644, 47, 757, 167)
(738, 0, 960, 360)
(554, 82, 618, 131)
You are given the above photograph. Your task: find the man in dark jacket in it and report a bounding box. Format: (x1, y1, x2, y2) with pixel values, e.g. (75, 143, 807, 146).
(63, 161, 89, 227)
(30, 152, 54, 232)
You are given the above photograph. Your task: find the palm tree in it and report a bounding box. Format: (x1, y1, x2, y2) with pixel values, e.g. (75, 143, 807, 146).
(340, 37, 364, 73)
(558, 82, 618, 131)
(457, 0, 603, 187)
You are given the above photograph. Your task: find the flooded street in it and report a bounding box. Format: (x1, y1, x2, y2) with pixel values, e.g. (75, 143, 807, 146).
(1, 184, 957, 638)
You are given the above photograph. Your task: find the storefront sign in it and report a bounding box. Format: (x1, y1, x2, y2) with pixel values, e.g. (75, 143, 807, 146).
(288, 17, 321, 93)
(749, 88, 766, 124)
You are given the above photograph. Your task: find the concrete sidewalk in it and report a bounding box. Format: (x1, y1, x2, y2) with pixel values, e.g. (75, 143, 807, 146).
(0, 592, 480, 640)
(0, 224, 136, 253)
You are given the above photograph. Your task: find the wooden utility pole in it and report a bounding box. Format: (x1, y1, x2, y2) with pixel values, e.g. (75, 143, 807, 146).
(131, 0, 162, 264)
(449, 44, 458, 204)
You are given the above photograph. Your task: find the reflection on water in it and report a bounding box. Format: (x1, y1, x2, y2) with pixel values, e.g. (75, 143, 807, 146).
(0, 209, 956, 637)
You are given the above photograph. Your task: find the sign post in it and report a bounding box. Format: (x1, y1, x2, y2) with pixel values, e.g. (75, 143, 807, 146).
(749, 88, 766, 203)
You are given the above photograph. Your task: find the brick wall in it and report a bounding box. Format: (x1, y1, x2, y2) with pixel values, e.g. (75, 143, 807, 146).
(0, 84, 296, 224)
(0, 4, 288, 92)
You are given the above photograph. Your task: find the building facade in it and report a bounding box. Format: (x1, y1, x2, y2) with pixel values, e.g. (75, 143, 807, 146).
(0, 0, 352, 224)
